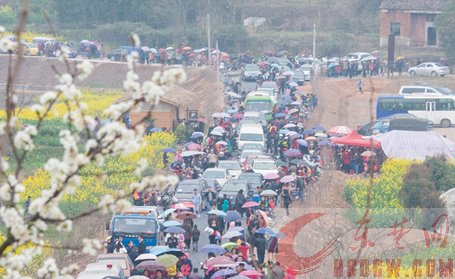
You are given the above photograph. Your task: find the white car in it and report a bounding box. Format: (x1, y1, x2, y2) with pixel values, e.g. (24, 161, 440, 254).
(202, 168, 230, 187)
(77, 263, 125, 279)
(408, 62, 449, 77)
(252, 159, 278, 176)
(345, 52, 370, 62)
(217, 160, 242, 178)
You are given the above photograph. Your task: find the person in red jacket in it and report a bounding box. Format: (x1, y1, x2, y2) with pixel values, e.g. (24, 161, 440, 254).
(237, 241, 250, 260)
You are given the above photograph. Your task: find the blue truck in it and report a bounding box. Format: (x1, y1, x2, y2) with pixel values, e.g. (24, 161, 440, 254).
(108, 206, 160, 252)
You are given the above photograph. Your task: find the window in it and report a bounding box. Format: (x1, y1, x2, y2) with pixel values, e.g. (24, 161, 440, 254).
(390, 22, 401, 36)
(436, 99, 455, 111)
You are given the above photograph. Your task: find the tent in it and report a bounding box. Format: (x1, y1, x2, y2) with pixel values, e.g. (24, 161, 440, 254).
(374, 130, 455, 160)
(331, 131, 381, 149)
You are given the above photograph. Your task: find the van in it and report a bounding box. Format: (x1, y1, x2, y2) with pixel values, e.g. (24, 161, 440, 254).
(77, 263, 125, 279)
(398, 85, 453, 95)
(238, 123, 264, 151)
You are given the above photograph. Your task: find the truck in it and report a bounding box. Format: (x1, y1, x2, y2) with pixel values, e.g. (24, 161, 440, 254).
(107, 206, 160, 252)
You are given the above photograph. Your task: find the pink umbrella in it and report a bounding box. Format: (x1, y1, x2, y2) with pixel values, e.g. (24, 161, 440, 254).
(328, 126, 353, 136)
(242, 201, 259, 208)
(283, 149, 302, 157)
(205, 256, 234, 267)
(215, 141, 228, 146)
(187, 143, 201, 151)
(264, 173, 279, 180)
(239, 270, 263, 278)
(280, 175, 295, 183)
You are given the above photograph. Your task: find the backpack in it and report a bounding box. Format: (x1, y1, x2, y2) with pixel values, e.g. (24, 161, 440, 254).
(181, 263, 191, 276)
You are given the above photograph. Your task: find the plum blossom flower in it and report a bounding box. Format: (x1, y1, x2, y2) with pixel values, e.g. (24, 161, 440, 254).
(76, 60, 94, 80)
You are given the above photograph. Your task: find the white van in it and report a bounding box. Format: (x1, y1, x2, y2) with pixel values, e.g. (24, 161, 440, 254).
(238, 123, 264, 151)
(398, 85, 453, 95)
(77, 263, 125, 279)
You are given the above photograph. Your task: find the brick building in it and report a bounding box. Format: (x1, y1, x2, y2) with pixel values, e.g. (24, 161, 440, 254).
(379, 0, 449, 48)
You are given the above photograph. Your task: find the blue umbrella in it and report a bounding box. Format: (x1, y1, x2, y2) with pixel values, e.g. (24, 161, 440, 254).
(297, 139, 308, 146)
(255, 227, 276, 235)
(150, 246, 170, 255)
(312, 124, 326, 132)
(201, 244, 227, 255)
(302, 128, 315, 135)
(164, 226, 186, 234)
(191, 132, 204, 139)
(157, 248, 185, 257)
(163, 220, 181, 227)
(160, 208, 176, 218)
(162, 147, 176, 153)
(274, 112, 287, 118)
(208, 209, 227, 216)
(278, 129, 290, 135)
(211, 268, 237, 279)
(150, 127, 162, 133)
(228, 226, 244, 232)
(225, 211, 242, 223)
(319, 139, 331, 146)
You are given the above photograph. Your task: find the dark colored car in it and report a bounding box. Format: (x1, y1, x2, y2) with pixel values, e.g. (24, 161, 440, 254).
(242, 64, 262, 81)
(237, 172, 263, 189)
(219, 179, 253, 201)
(174, 179, 208, 209)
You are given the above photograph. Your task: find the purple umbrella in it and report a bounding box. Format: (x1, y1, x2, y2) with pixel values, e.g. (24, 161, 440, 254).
(264, 173, 280, 180)
(297, 139, 308, 146)
(225, 211, 242, 223)
(280, 175, 295, 183)
(211, 268, 237, 279)
(283, 149, 302, 157)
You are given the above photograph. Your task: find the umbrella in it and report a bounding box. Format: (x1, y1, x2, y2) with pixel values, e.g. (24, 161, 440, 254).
(328, 126, 353, 136)
(150, 246, 170, 256)
(283, 149, 302, 157)
(319, 139, 331, 146)
(187, 143, 201, 151)
(288, 81, 298, 87)
(181, 151, 205, 157)
(166, 47, 174, 51)
(328, 62, 339, 68)
(239, 270, 263, 278)
(228, 226, 244, 232)
(150, 48, 158, 53)
(283, 123, 296, 129)
(182, 46, 192, 51)
(222, 230, 242, 239)
(176, 211, 197, 220)
(210, 130, 224, 136)
(255, 227, 276, 236)
(297, 139, 308, 146)
(302, 129, 315, 135)
(162, 220, 181, 227)
(280, 175, 295, 183)
(290, 101, 301, 106)
(286, 131, 299, 137)
(208, 209, 227, 216)
(150, 127, 162, 133)
(278, 129, 290, 135)
(274, 113, 287, 119)
(290, 159, 306, 165)
(205, 256, 235, 267)
(211, 268, 237, 279)
(135, 260, 166, 272)
(191, 132, 204, 139)
(162, 147, 176, 153)
(212, 112, 230, 118)
(315, 132, 327, 138)
(202, 244, 226, 255)
(230, 275, 251, 279)
(282, 71, 295, 76)
(257, 210, 270, 226)
(232, 113, 243, 119)
(179, 201, 195, 208)
(158, 248, 185, 258)
(361, 150, 376, 157)
(160, 208, 176, 218)
(216, 141, 228, 146)
(156, 254, 179, 267)
(305, 136, 317, 141)
(135, 253, 158, 261)
(260, 190, 278, 196)
(242, 201, 259, 208)
(227, 92, 242, 99)
(225, 211, 242, 223)
(164, 226, 186, 234)
(221, 242, 239, 251)
(288, 108, 299, 115)
(312, 124, 326, 131)
(275, 160, 288, 167)
(264, 173, 279, 180)
(170, 203, 189, 210)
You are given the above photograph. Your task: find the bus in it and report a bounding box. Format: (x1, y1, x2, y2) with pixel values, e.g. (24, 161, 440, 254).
(244, 93, 274, 121)
(376, 95, 455, 127)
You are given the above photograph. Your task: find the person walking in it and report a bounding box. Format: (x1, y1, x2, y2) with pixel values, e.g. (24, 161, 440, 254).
(235, 189, 246, 217)
(183, 222, 192, 250)
(137, 235, 146, 255)
(255, 235, 266, 265)
(192, 189, 202, 217)
(282, 184, 291, 216)
(192, 225, 200, 252)
(357, 79, 363, 94)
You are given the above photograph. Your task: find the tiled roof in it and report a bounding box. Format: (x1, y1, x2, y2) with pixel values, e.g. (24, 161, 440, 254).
(380, 0, 449, 11)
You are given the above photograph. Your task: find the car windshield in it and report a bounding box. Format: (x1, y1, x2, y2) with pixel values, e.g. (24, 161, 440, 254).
(223, 183, 247, 192)
(245, 100, 272, 112)
(254, 161, 276, 170)
(243, 144, 262, 151)
(434, 87, 453, 94)
(238, 174, 262, 185)
(240, 133, 263, 141)
(176, 183, 198, 193)
(262, 82, 276, 89)
(293, 71, 304, 78)
(112, 217, 156, 235)
(203, 171, 225, 179)
(97, 258, 127, 269)
(241, 150, 261, 158)
(301, 66, 312, 72)
(218, 162, 241, 170)
(434, 63, 445, 67)
(245, 65, 259, 71)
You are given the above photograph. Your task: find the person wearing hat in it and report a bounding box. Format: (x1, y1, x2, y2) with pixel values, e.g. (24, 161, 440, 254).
(105, 236, 115, 253)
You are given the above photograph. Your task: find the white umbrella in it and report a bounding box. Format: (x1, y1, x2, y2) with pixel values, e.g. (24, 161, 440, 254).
(181, 151, 205, 157)
(222, 230, 242, 239)
(212, 112, 230, 118)
(288, 108, 299, 115)
(135, 253, 158, 261)
(227, 92, 242, 99)
(142, 46, 150, 52)
(282, 71, 295, 76)
(212, 126, 226, 134)
(166, 47, 174, 51)
(283, 123, 297, 129)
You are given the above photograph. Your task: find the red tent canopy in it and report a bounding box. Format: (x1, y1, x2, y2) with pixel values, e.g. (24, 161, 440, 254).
(330, 131, 381, 149)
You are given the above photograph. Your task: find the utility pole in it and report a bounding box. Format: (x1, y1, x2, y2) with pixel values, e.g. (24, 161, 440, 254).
(216, 40, 220, 77)
(312, 23, 316, 83)
(207, 14, 211, 66)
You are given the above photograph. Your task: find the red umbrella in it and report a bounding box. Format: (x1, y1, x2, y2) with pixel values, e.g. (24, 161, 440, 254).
(205, 256, 234, 267)
(242, 201, 259, 208)
(264, 173, 279, 180)
(283, 149, 302, 157)
(239, 270, 263, 278)
(215, 141, 228, 146)
(328, 126, 353, 136)
(175, 211, 197, 220)
(180, 201, 195, 208)
(187, 143, 201, 151)
(182, 46, 192, 51)
(232, 113, 243, 119)
(280, 175, 294, 183)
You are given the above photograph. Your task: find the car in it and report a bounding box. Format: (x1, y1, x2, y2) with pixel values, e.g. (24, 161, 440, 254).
(408, 63, 449, 77)
(20, 41, 39, 56)
(242, 143, 263, 152)
(398, 85, 454, 95)
(267, 57, 294, 69)
(219, 179, 253, 201)
(257, 87, 275, 98)
(239, 149, 263, 165)
(202, 168, 230, 187)
(96, 254, 134, 277)
(77, 263, 125, 279)
(358, 114, 431, 136)
(345, 52, 370, 62)
(238, 123, 265, 151)
(217, 160, 242, 178)
(237, 172, 264, 189)
(242, 64, 262, 81)
(174, 179, 208, 208)
(261, 81, 278, 92)
(252, 159, 278, 176)
(292, 70, 305, 86)
(299, 65, 312, 81)
(242, 111, 261, 122)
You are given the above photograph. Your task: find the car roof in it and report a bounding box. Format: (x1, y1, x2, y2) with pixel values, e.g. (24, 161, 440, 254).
(243, 111, 260, 116)
(178, 179, 203, 184)
(85, 263, 122, 272)
(239, 172, 262, 177)
(204, 168, 227, 172)
(218, 160, 239, 164)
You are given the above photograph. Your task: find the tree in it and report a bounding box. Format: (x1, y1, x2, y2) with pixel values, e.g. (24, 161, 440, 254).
(0, 2, 185, 277)
(436, 0, 455, 64)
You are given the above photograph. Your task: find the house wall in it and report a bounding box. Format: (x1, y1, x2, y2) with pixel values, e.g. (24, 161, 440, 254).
(411, 13, 430, 47)
(380, 10, 412, 47)
(130, 101, 178, 130)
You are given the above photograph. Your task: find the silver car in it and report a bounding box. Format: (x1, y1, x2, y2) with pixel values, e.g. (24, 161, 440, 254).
(408, 62, 449, 77)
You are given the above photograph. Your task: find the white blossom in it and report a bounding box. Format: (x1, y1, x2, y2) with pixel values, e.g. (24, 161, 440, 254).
(0, 37, 16, 52)
(55, 45, 70, 62)
(14, 129, 35, 150)
(56, 220, 73, 232)
(0, 206, 30, 241)
(76, 60, 94, 80)
(0, 26, 5, 33)
(131, 33, 141, 47)
(0, 183, 11, 201)
(40, 91, 57, 105)
(82, 239, 102, 255)
(37, 258, 59, 279)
